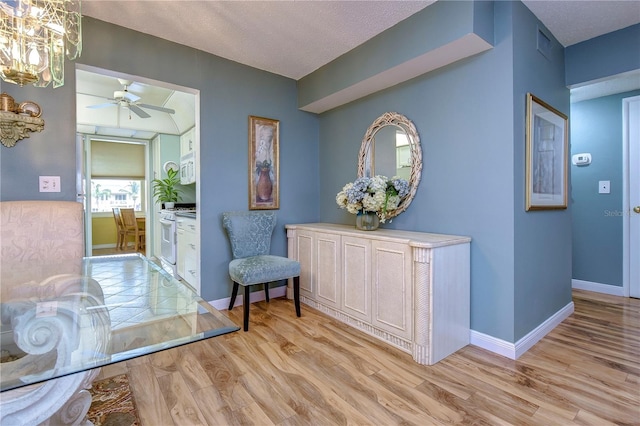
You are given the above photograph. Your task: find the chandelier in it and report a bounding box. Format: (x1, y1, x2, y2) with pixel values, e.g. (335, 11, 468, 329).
(0, 0, 82, 88)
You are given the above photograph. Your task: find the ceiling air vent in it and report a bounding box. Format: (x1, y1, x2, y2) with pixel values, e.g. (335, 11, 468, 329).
(537, 26, 552, 59)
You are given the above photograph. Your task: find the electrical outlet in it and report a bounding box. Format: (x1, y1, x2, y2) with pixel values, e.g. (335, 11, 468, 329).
(39, 176, 61, 192)
(598, 180, 610, 194)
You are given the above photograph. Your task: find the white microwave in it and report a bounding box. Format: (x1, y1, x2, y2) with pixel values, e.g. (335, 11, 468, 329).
(180, 151, 195, 184)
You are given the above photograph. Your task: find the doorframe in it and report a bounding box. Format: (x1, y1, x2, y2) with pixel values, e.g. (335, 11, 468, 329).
(622, 95, 639, 297)
(76, 133, 92, 256)
(74, 64, 200, 293)
(77, 135, 150, 256)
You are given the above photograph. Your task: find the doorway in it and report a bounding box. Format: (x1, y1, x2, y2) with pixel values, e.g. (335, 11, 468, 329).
(623, 95, 639, 297)
(75, 65, 199, 277)
(80, 136, 149, 256)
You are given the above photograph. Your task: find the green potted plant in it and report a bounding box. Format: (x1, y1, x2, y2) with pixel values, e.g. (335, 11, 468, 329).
(152, 168, 182, 209)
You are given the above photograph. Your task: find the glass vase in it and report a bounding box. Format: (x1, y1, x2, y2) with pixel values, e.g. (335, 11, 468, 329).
(356, 211, 380, 231)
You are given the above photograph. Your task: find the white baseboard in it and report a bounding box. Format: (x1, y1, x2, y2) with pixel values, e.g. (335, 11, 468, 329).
(211, 286, 574, 361)
(93, 243, 117, 249)
(208, 285, 286, 311)
(572, 279, 625, 296)
(470, 300, 574, 359)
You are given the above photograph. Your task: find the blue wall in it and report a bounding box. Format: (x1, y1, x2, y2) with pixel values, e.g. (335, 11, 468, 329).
(0, 17, 320, 302)
(315, 1, 570, 342)
(566, 24, 640, 87)
(566, 23, 640, 290)
(511, 1, 572, 340)
(571, 89, 640, 287)
(4, 1, 631, 346)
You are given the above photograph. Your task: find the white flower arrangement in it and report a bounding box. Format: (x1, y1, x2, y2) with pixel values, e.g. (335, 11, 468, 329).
(336, 175, 410, 223)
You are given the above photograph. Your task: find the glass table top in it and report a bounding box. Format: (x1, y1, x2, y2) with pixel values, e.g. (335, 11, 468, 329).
(0, 254, 239, 392)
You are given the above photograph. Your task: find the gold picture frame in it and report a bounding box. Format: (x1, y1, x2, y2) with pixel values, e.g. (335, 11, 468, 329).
(525, 93, 569, 211)
(248, 115, 280, 210)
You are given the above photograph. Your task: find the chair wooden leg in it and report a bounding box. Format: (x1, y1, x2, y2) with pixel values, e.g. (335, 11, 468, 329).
(243, 285, 250, 331)
(264, 282, 270, 302)
(294, 276, 301, 317)
(229, 282, 239, 310)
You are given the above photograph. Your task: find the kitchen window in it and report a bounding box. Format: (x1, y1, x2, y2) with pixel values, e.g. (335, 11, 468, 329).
(90, 140, 147, 213)
(90, 178, 146, 213)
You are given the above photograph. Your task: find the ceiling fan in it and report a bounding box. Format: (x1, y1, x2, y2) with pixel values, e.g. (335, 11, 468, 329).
(87, 78, 175, 118)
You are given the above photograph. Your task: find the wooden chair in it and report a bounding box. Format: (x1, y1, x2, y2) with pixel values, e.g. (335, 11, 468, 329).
(120, 208, 145, 251)
(112, 207, 126, 250)
(222, 211, 301, 331)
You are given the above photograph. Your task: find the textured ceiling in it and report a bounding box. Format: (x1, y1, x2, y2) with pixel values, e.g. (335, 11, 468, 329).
(522, 0, 640, 46)
(82, 0, 640, 81)
(77, 0, 640, 139)
(82, 0, 435, 80)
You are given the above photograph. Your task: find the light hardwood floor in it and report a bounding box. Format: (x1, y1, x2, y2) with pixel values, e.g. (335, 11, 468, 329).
(96, 289, 639, 425)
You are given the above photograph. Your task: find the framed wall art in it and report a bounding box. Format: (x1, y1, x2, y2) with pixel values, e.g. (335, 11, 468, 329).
(248, 115, 279, 210)
(525, 93, 568, 211)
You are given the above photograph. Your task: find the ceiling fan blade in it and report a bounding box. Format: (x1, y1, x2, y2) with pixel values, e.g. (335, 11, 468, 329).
(128, 104, 151, 118)
(87, 102, 117, 109)
(138, 103, 175, 114)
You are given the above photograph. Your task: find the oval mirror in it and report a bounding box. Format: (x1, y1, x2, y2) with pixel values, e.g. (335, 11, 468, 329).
(357, 112, 422, 220)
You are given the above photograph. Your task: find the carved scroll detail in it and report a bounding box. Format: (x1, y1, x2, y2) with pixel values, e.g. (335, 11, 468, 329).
(0, 111, 45, 147)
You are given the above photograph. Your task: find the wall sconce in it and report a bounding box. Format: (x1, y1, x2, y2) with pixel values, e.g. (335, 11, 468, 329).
(0, 93, 44, 147)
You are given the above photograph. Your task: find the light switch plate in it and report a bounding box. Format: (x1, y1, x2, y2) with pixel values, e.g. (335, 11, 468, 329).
(598, 180, 610, 194)
(39, 176, 61, 192)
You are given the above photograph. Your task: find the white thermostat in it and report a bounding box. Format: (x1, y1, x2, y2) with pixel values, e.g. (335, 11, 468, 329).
(572, 153, 591, 166)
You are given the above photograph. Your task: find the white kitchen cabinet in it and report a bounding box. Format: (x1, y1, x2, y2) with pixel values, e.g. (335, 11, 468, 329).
(286, 223, 471, 365)
(179, 127, 196, 185)
(176, 216, 197, 288)
(180, 127, 195, 156)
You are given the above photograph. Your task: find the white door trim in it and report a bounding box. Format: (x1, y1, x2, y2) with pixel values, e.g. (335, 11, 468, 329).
(622, 95, 640, 298)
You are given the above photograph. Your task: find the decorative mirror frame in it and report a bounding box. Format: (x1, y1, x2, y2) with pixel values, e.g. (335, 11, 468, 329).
(357, 112, 422, 220)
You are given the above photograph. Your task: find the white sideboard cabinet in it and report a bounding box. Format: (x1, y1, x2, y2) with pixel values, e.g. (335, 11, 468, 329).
(285, 223, 471, 365)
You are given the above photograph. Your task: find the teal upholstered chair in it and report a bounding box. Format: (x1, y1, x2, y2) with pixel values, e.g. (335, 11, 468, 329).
(222, 211, 301, 331)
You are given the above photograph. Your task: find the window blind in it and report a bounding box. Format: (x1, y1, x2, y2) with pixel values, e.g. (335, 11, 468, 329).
(91, 140, 145, 178)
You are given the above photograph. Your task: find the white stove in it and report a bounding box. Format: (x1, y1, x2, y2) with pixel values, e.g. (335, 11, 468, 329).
(159, 205, 196, 277)
(159, 208, 196, 221)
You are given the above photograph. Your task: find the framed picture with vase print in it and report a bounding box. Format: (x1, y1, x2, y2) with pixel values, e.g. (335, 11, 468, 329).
(248, 116, 280, 210)
(525, 93, 568, 211)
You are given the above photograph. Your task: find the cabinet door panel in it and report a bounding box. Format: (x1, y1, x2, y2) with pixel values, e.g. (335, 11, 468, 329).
(372, 241, 412, 339)
(177, 218, 197, 287)
(315, 233, 341, 308)
(342, 236, 371, 322)
(177, 227, 186, 278)
(296, 231, 314, 297)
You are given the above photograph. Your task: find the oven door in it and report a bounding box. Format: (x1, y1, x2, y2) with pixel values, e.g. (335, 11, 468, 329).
(159, 218, 177, 265)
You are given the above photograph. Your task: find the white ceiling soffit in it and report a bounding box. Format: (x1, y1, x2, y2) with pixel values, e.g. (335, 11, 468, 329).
(570, 69, 640, 103)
